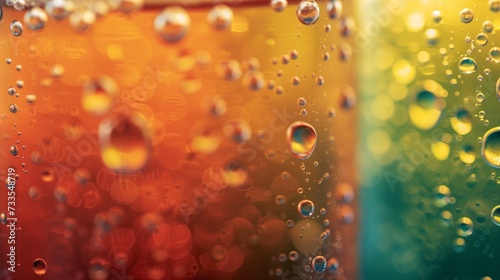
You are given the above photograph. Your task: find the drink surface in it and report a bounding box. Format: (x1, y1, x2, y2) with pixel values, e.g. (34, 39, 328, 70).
(0, 1, 357, 279)
(360, 0, 500, 279)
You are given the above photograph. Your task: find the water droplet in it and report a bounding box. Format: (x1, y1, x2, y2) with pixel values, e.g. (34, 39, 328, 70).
(99, 114, 152, 173)
(10, 20, 23, 37)
(287, 121, 317, 159)
(82, 76, 119, 116)
(458, 57, 477, 74)
(490, 0, 500, 12)
(296, 0, 320, 25)
(33, 258, 47, 275)
(45, 0, 74, 20)
(117, 0, 144, 14)
(298, 199, 314, 218)
(312, 256, 327, 273)
(459, 8, 474, 23)
(69, 10, 96, 31)
(207, 5, 233, 30)
(24, 7, 48, 30)
(456, 217, 474, 237)
(326, 0, 342, 19)
(491, 205, 500, 226)
(271, 0, 288, 12)
(9, 104, 19, 113)
(154, 6, 190, 43)
(489, 47, 500, 63)
(482, 127, 500, 167)
(450, 108, 472, 135)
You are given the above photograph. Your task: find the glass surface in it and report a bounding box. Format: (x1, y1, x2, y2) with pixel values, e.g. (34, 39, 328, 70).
(0, 1, 356, 279)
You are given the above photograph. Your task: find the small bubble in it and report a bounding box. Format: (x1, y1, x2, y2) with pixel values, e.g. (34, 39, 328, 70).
(459, 8, 474, 23)
(458, 57, 477, 74)
(50, 64, 64, 78)
(326, 0, 342, 19)
(33, 258, 48, 275)
(489, 0, 500, 12)
(117, 0, 144, 14)
(24, 7, 48, 30)
(207, 5, 233, 30)
(296, 0, 320, 25)
(69, 10, 96, 31)
(6, 58, 11, 64)
(45, 0, 74, 20)
(312, 256, 327, 273)
(16, 80, 24, 88)
(297, 97, 307, 106)
(10, 20, 23, 36)
(270, 0, 288, 12)
(298, 199, 314, 218)
(242, 71, 265, 91)
(288, 251, 299, 261)
(287, 121, 317, 159)
(489, 47, 500, 63)
(10, 145, 19, 156)
(9, 104, 19, 113)
(327, 258, 339, 273)
(432, 10, 442, 22)
(477, 33, 489, 46)
(7, 87, 16, 96)
(216, 60, 242, 81)
(456, 217, 474, 237)
(275, 195, 287, 205)
(483, 20, 494, 32)
(291, 76, 300, 86)
(155, 6, 190, 43)
(26, 94, 37, 104)
(82, 76, 119, 116)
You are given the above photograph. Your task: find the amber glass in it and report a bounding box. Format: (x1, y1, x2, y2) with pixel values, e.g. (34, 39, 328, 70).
(0, 1, 356, 279)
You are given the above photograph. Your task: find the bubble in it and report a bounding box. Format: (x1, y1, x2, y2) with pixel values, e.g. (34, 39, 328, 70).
(0, 213, 6, 224)
(207, 5, 233, 30)
(483, 20, 494, 32)
(491, 205, 500, 226)
(476, 33, 488, 46)
(117, 0, 144, 14)
(9, 104, 19, 113)
(433, 185, 451, 207)
(50, 64, 64, 78)
(408, 81, 446, 130)
(275, 195, 287, 205)
(223, 119, 251, 143)
(450, 108, 472, 135)
(425, 28, 440, 45)
(286, 219, 295, 228)
(10, 20, 23, 37)
(69, 10, 96, 31)
(482, 127, 500, 168)
(7, 87, 16, 96)
(82, 76, 119, 116)
(490, 0, 500, 12)
(88, 257, 110, 280)
(432, 10, 442, 22)
(326, 0, 342, 20)
(33, 258, 48, 275)
(216, 60, 242, 81)
(298, 200, 314, 218)
(456, 217, 474, 237)
(99, 114, 152, 173)
(271, 0, 288, 12)
(459, 144, 476, 164)
(154, 6, 190, 43)
(24, 7, 48, 30)
(288, 251, 299, 261)
(45, 0, 75, 20)
(459, 8, 474, 23)
(296, 0, 320, 25)
(16, 80, 24, 88)
(327, 258, 339, 273)
(286, 121, 317, 159)
(26, 94, 37, 104)
(13, 0, 25, 10)
(10, 145, 19, 156)
(489, 47, 500, 63)
(242, 71, 265, 91)
(453, 238, 466, 253)
(210, 243, 227, 262)
(312, 256, 327, 273)
(297, 97, 307, 106)
(458, 57, 477, 74)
